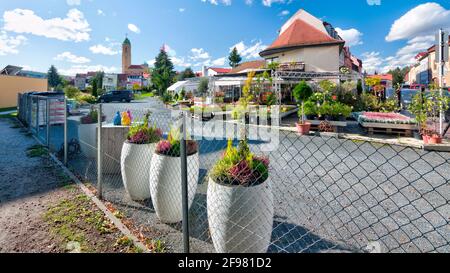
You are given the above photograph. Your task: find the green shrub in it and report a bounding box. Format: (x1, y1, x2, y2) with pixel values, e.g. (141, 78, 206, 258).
(76, 94, 96, 104)
(64, 85, 81, 99)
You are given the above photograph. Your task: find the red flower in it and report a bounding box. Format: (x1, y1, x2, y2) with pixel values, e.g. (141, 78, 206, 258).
(332, 95, 338, 101)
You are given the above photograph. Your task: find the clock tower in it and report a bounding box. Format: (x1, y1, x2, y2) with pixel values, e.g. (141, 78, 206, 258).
(122, 36, 131, 73)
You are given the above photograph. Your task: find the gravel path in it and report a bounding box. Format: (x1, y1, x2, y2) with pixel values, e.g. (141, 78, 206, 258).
(0, 118, 143, 253)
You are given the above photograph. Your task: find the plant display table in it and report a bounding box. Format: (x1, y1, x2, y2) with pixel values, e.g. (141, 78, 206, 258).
(354, 112, 417, 137)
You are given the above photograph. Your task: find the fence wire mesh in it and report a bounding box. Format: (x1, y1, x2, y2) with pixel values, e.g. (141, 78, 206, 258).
(18, 96, 450, 253)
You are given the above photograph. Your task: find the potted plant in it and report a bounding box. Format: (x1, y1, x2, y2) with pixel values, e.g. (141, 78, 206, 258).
(293, 80, 313, 135)
(425, 90, 450, 144)
(409, 93, 428, 141)
(78, 107, 105, 158)
(149, 126, 199, 223)
(207, 139, 273, 253)
(121, 112, 162, 201)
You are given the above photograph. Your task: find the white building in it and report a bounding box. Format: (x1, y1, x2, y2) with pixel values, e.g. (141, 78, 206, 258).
(103, 74, 118, 91)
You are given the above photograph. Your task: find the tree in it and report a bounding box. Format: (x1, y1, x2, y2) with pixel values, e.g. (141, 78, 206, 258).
(357, 79, 363, 95)
(92, 80, 98, 97)
(178, 67, 196, 81)
(64, 85, 80, 99)
(198, 78, 209, 97)
(152, 48, 176, 96)
(293, 81, 313, 124)
(47, 65, 62, 90)
(388, 67, 408, 87)
(90, 71, 104, 97)
(228, 47, 242, 68)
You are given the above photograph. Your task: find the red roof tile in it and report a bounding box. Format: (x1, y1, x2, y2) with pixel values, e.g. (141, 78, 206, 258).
(260, 19, 344, 57)
(209, 67, 232, 74)
(229, 60, 267, 74)
(367, 74, 393, 81)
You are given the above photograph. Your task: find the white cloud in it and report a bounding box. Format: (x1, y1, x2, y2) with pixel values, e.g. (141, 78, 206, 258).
(336, 27, 363, 47)
(202, 0, 288, 6)
(386, 3, 450, 42)
(190, 48, 210, 61)
(66, 0, 81, 6)
(162, 44, 177, 56)
(230, 40, 267, 59)
(54, 51, 90, 64)
(89, 44, 119, 55)
(59, 65, 119, 76)
(97, 9, 105, 16)
(279, 10, 290, 17)
(3, 8, 91, 42)
(171, 56, 192, 68)
(0, 30, 27, 56)
(201, 0, 232, 5)
(179, 8, 186, 13)
(212, 57, 226, 66)
(361, 52, 383, 74)
(128, 23, 140, 34)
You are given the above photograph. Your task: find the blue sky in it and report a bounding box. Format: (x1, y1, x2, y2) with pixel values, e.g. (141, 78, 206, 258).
(0, 0, 449, 75)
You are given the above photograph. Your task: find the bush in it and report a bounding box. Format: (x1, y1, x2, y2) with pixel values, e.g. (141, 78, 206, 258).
(64, 86, 81, 99)
(303, 101, 318, 116)
(76, 94, 96, 104)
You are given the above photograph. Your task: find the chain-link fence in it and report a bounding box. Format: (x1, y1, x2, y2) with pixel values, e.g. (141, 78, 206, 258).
(18, 97, 450, 253)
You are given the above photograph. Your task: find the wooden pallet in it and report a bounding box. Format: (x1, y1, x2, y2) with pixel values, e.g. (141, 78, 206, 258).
(361, 122, 415, 137)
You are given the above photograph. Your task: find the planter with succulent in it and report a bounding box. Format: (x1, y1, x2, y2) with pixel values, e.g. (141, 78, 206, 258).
(293, 80, 313, 135)
(121, 112, 162, 201)
(78, 108, 105, 158)
(208, 139, 273, 253)
(149, 126, 199, 223)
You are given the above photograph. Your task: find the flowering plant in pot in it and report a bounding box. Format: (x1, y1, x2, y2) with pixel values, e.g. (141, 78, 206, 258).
(293, 80, 313, 135)
(120, 111, 162, 201)
(149, 126, 199, 223)
(207, 139, 273, 253)
(78, 108, 105, 158)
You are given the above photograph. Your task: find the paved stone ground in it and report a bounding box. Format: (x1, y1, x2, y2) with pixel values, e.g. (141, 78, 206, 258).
(65, 114, 450, 253)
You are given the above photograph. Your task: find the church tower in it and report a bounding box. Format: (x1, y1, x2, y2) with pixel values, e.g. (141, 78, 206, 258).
(122, 36, 131, 73)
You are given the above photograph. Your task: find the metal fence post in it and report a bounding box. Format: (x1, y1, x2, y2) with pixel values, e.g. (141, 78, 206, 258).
(64, 97, 68, 166)
(46, 98, 50, 147)
(35, 97, 40, 136)
(97, 103, 103, 199)
(180, 111, 190, 253)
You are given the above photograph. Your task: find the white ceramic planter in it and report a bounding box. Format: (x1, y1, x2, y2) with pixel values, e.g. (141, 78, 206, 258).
(78, 123, 97, 158)
(207, 178, 274, 253)
(149, 152, 199, 223)
(121, 142, 156, 201)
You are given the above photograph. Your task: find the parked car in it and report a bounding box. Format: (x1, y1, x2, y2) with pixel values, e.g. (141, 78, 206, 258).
(97, 90, 134, 103)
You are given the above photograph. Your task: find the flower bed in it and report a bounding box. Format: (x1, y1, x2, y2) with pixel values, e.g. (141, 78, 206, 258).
(354, 112, 416, 125)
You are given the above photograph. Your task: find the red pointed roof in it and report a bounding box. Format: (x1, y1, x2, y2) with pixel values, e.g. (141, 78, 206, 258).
(260, 19, 344, 57)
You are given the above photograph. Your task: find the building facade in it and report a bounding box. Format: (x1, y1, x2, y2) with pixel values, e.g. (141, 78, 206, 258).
(259, 9, 361, 74)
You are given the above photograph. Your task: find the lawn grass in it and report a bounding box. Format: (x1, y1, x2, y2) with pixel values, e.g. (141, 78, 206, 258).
(134, 92, 155, 100)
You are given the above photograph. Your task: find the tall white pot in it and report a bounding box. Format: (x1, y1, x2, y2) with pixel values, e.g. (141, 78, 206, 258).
(207, 178, 274, 253)
(149, 152, 199, 223)
(78, 123, 97, 158)
(121, 142, 156, 201)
